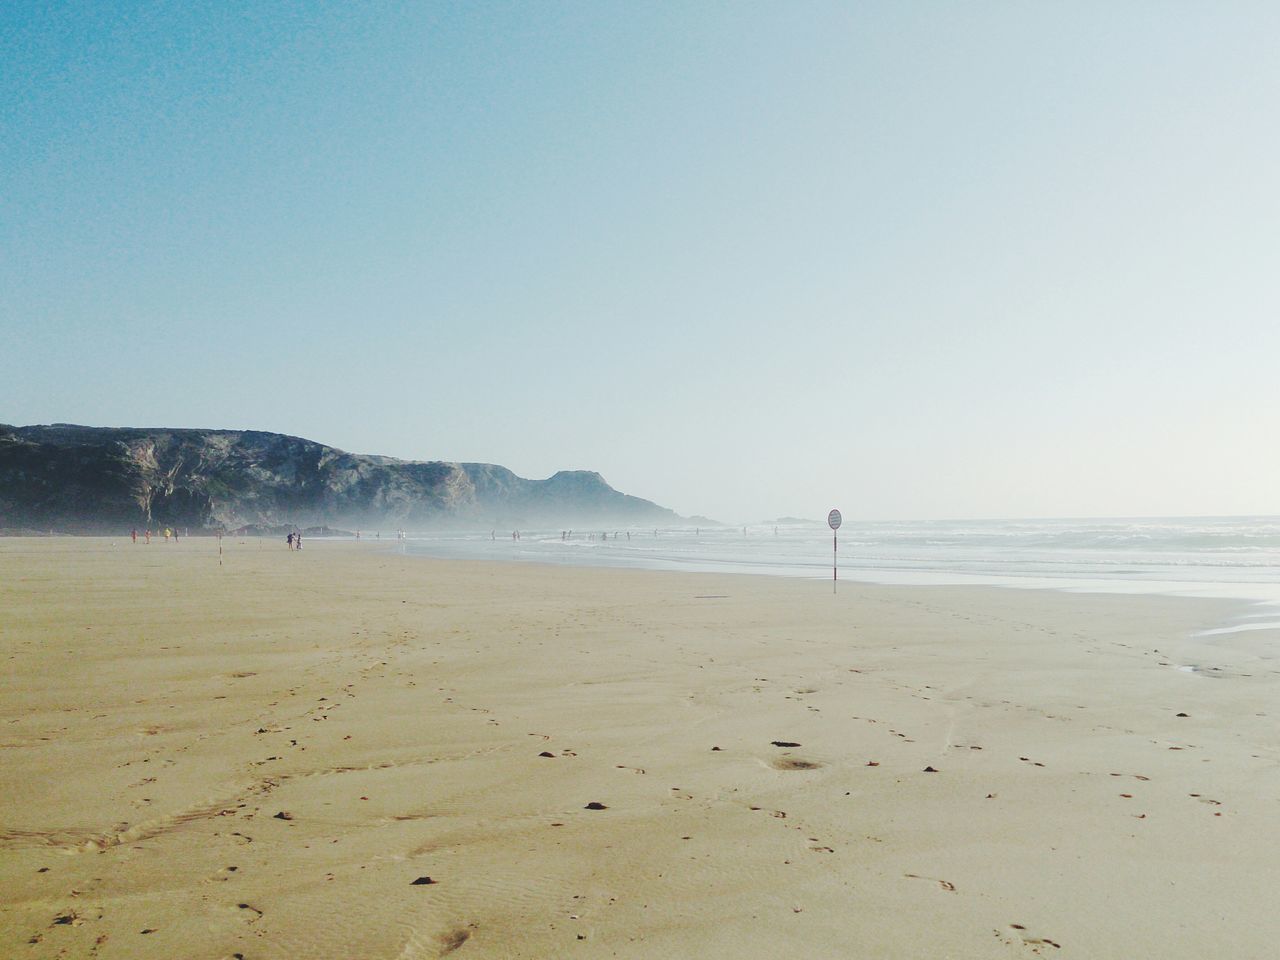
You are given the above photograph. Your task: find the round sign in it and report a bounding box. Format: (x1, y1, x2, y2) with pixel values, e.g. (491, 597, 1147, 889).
(828, 509, 842, 530)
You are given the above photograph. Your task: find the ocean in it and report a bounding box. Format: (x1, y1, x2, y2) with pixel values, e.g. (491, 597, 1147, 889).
(398, 515, 1280, 612)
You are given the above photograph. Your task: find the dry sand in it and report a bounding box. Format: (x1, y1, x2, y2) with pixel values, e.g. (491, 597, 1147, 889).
(2, 537, 1279, 959)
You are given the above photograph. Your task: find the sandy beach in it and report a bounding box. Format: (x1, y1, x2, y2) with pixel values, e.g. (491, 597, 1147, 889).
(2, 537, 1279, 959)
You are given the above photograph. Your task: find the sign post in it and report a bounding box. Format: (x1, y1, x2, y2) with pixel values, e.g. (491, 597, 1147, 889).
(827, 509, 842, 594)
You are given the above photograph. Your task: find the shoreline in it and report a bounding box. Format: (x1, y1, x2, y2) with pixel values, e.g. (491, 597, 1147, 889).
(391, 525, 1280, 610)
(3, 538, 1279, 958)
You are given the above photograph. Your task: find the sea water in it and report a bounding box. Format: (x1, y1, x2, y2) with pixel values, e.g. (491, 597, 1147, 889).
(399, 515, 1280, 610)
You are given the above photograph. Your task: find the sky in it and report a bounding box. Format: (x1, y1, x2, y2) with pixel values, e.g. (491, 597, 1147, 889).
(2, 2, 1277, 523)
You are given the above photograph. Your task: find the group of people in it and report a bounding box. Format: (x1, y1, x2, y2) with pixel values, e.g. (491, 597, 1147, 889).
(286, 531, 303, 550)
(130, 527, 181, 543)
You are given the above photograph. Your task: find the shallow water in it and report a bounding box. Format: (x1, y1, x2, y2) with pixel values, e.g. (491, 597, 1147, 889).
(397, 516, 1280, 610)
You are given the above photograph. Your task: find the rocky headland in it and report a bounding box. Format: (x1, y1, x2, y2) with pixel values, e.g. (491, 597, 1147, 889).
(0, 424, 679, 533)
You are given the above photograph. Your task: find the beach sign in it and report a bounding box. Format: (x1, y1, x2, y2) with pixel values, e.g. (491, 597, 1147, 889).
(828, 508, 841, 592)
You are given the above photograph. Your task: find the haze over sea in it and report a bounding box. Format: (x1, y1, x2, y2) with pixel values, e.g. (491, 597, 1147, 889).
(398, 514, 1280, 612)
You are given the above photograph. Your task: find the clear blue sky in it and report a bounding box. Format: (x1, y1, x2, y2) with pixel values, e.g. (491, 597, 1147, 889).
(3, 2, 1277, 522)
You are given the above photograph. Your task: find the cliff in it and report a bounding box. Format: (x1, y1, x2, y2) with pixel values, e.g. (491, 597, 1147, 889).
(0, 424, 680, 533)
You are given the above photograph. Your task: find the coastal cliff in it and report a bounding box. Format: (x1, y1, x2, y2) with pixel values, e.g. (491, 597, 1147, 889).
(0, 424, 679, 533)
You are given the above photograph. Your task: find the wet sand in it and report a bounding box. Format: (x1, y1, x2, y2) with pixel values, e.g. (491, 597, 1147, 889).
(2, 537, 1279, 959)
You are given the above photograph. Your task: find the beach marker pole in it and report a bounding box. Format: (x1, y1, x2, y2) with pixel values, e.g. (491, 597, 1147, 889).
(827, 509, 842, 595)
(218, 531, 223, 567)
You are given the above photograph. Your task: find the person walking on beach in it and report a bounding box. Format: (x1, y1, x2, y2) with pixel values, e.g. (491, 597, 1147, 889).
(145, 529, 151, 544)
(295, 531, 302, 550)
(286, 532, 294, 550)
(131, 528, 137, 544)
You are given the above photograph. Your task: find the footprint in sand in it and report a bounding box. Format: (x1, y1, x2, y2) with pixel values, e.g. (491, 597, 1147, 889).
(438, 927, 472, 955)
(769, 757, 824, 771)
(904, 873, 955, 892)
(1002, 924, 1061, 952)
(203, 865, 240, 884)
